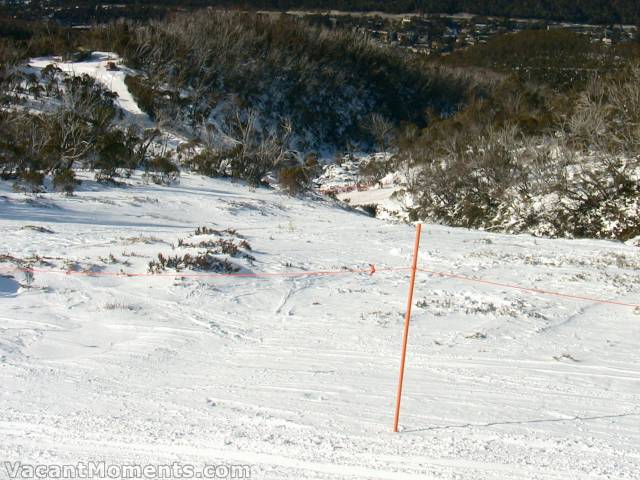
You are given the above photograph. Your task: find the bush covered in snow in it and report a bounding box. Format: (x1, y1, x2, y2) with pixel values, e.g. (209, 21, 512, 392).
(0, 70, 166, 192)
(405, 66, 640, 241)
(91, 11, 482, 150)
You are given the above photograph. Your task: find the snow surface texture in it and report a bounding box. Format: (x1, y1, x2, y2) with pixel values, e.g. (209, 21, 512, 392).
(1, 173, 640, 479)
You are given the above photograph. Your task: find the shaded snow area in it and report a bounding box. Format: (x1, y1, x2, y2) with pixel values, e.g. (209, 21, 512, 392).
(1, 174, 640, 479)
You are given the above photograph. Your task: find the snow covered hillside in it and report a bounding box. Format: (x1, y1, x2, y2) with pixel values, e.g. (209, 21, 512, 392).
(29, 52, 148, 122)
(1, 173, 640, 479)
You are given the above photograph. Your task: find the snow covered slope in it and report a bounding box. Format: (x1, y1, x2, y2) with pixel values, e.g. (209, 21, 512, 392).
(29, 52, 148, 121)
(1, 174, 640, 479)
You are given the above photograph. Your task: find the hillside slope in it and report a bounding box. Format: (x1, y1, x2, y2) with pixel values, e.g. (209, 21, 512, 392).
(1, 173, 640, 478)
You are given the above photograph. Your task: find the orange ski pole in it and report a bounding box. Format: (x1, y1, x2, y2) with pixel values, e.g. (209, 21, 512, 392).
(393, 223, 422, 432)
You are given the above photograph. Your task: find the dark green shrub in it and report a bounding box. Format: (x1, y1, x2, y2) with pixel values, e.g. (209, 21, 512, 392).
(359, 204, 378, 217)
(143, 153, 179, 185)
(124, 75, 156, 119)
(15, 170, 44, 193)
(93, 128, 130, 182)
(186, 147, 236, 177)
(53, 169, 79, 195)
(63, 48, 92, 63)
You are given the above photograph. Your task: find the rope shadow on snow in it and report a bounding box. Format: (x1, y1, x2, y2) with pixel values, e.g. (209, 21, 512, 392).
(402, 411, 640, 433)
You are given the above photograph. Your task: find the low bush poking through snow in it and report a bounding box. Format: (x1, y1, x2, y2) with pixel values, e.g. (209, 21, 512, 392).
(150, 227, 254, 273)
(416, 290, 545, 319)
(148, 252, 239, 274)
(102, 302, 137, 311)
(175, 238, 255, 262)
(194, 227, 239, 237)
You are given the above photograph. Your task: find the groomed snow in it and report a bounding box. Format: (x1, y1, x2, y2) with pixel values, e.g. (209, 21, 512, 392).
(1, 173, 639, 479)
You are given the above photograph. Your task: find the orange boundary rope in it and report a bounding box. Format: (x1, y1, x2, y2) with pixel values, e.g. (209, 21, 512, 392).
(0, 265, 408, 279)
(418, 267, 640, 309)
(1, 263, 637, 308)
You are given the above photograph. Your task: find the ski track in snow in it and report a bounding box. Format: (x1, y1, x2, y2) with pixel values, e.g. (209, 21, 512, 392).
(1, 172, 640, 478)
